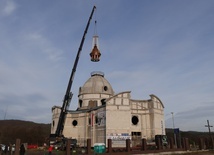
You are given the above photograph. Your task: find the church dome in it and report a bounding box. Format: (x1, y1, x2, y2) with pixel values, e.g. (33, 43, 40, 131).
(79, 71, 114, 96)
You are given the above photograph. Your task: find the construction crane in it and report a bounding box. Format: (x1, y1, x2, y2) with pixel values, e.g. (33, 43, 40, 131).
(52, 6, 99, 140)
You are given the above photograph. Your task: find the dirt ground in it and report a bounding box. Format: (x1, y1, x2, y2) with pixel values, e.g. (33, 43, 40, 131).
(24, 149, 214, 155)
(179, 150, 214, 155)
(25, 149, 64, 155)
(25, 149, 88, 155)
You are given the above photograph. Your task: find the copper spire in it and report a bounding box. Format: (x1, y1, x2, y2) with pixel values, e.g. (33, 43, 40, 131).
(90, 35, 101, 62)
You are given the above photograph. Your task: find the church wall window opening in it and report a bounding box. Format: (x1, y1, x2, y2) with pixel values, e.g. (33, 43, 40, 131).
(101, 99, 106, 105)
(132, 115, 139, 125)
(79, 99, 83, 107)
(72, 120, 78, 126)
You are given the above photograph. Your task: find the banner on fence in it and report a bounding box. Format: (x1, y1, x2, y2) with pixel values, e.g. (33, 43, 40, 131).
(107, 133, 131, 144)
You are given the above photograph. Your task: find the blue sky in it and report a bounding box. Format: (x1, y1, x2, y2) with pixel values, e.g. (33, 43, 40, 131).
(0, 0, 214, 132)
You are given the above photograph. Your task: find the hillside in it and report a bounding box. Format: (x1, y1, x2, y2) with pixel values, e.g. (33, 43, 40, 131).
(166, 128, 211, 146)
(0, 120, 211, 146)
(0, 120, 51, 146)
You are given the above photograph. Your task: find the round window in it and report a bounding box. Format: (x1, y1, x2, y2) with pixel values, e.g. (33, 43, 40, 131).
(72, 120, 78, 126)
(104, 86, 108, 91)
(132, 116, 139, 125)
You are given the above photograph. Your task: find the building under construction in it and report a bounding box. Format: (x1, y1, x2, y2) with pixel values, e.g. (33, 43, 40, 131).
(51, 71, 165, 147)
(50, 6, 166, 148)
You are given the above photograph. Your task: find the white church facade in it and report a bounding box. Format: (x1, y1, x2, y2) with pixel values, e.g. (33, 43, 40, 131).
(51, 71, 165, 147)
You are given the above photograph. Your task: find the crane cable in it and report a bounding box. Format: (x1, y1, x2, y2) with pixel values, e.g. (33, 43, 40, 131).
(94, 7, 97, 36)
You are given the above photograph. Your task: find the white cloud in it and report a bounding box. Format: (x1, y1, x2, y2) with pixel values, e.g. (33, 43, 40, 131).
(1, 0, 16, 16)
(23, 32, 64, 62)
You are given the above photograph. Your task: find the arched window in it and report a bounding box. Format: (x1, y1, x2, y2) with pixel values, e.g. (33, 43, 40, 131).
(79, 99, 83, 107)
(101, 99, 106, 106)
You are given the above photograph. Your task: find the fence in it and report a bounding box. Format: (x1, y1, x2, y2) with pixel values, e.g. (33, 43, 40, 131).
(12, 137, 214, 155)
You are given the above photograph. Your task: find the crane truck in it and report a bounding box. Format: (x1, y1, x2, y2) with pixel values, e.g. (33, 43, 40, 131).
(49, 6, 97, 148)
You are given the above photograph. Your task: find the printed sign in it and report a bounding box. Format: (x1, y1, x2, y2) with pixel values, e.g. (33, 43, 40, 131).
(97, 111, 106, 126)
(107, 133, 131, 144)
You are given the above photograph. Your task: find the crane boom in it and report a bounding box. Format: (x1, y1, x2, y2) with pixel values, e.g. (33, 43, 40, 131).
(55, 6, 96, 137)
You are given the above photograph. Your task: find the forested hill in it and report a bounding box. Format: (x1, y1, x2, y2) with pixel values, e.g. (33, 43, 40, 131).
(0, 120, 211, 146)
(0, 120, 51, 145)
(166, 128, 210, 144)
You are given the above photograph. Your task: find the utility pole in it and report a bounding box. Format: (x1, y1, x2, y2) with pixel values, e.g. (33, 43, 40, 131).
(171, 112, 177, 148)
(205, 120, 213, 149)
(4, 106, 8, 120)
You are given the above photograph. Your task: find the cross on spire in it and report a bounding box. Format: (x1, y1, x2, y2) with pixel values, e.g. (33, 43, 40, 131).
(205, 120, 213, 133)
(205, 120, 214, 149)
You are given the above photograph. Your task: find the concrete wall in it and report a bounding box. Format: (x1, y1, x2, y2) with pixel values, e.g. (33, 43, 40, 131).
(51, 93, 166, 147)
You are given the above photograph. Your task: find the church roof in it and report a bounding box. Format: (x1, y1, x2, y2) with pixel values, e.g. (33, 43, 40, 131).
(79, 71, 114, 96)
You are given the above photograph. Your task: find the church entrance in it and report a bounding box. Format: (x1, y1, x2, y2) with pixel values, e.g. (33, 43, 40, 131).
(131, 132, 141, 147)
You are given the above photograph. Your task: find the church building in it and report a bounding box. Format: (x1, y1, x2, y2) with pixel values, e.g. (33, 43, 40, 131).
(51, 71, 165, 147)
